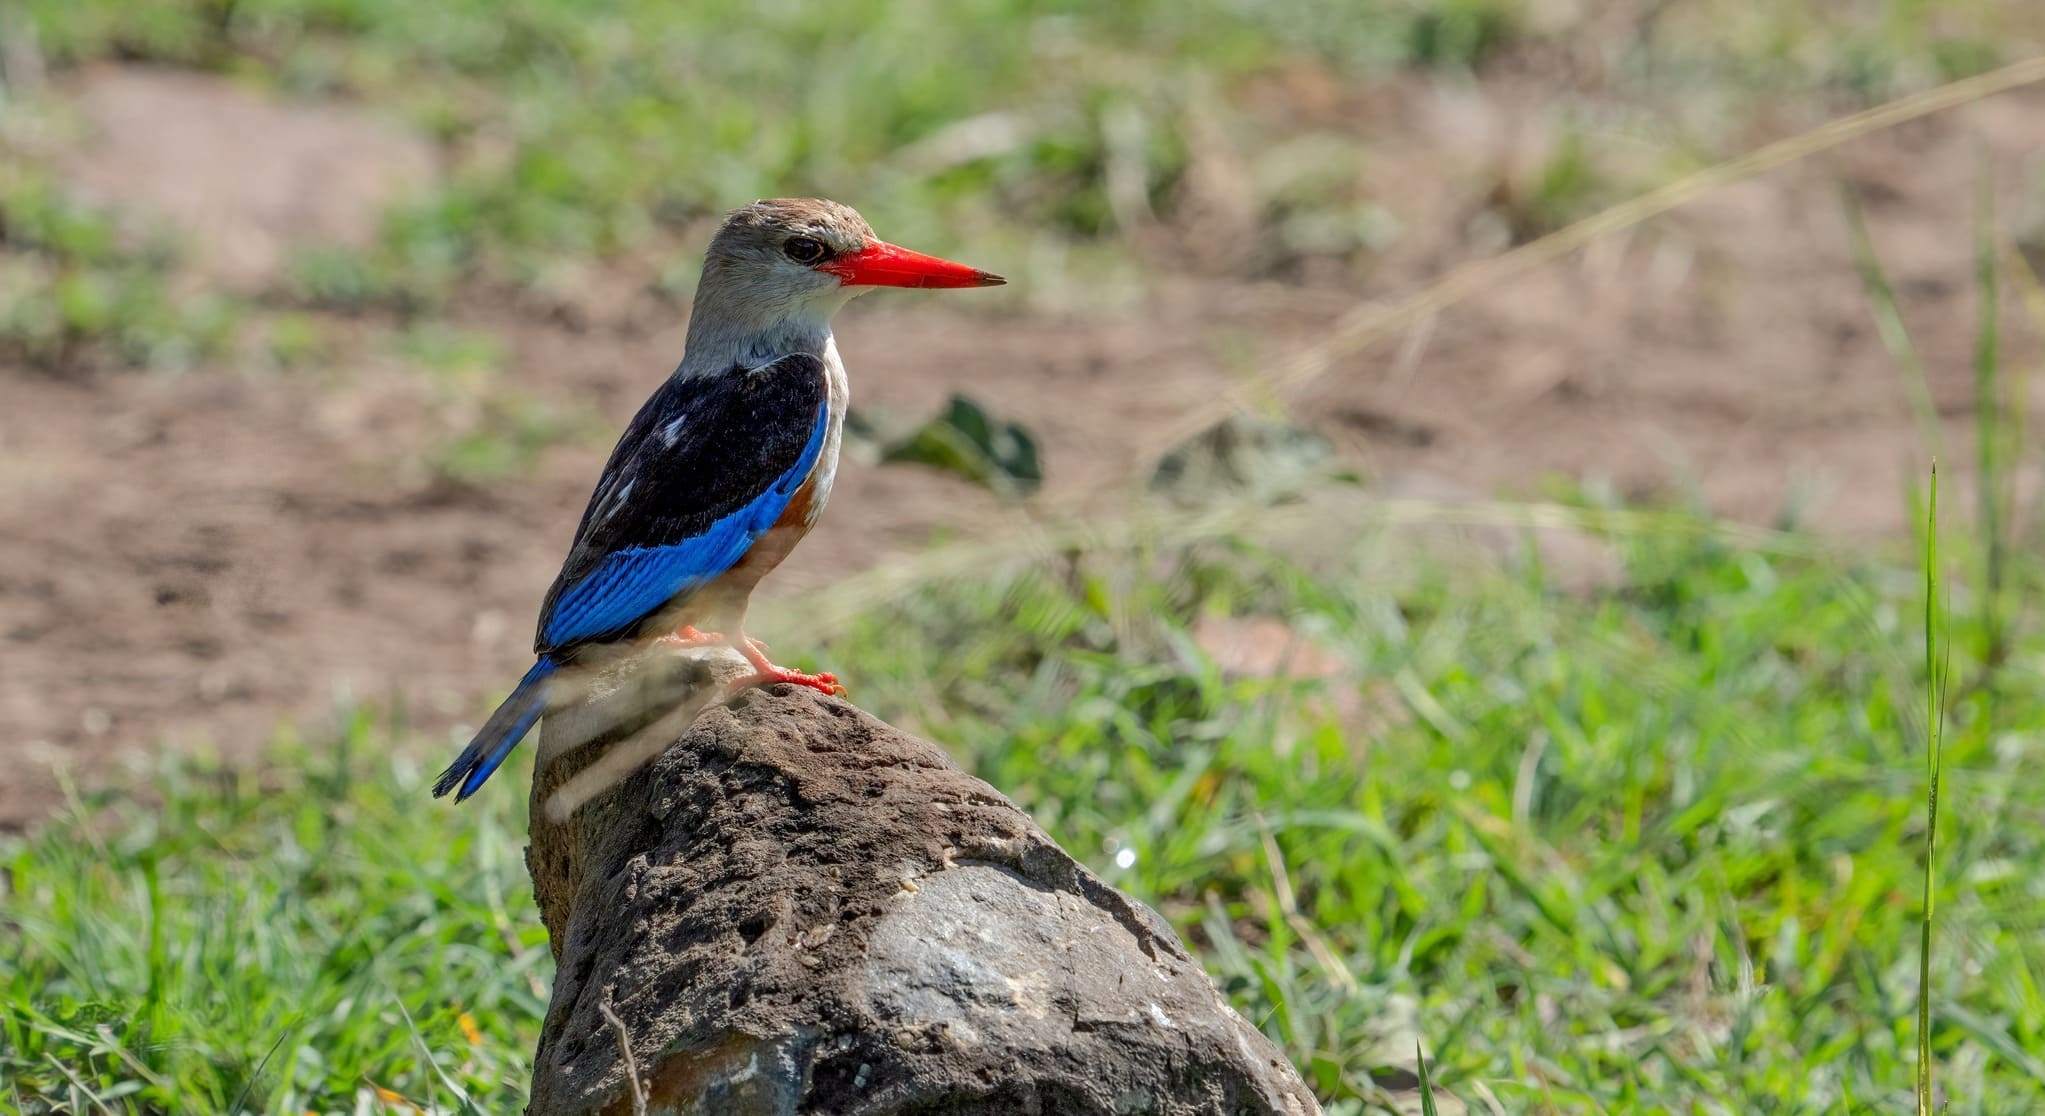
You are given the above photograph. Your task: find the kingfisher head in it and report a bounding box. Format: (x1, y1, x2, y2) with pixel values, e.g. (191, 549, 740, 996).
(689, 199, 1002, 356)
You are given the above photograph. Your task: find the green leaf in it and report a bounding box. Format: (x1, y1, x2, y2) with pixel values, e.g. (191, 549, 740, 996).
(876, 393, 1042, 497)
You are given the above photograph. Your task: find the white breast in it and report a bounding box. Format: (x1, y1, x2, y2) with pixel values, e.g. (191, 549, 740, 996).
(806, 336, 850, 525)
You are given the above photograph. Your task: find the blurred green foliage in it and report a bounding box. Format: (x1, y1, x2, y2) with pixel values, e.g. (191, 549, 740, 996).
(16, 0, 2037, 317)
(0, 177, 235, 372)
(24, 0, 1418, 301)
(1150, 413, 1338, 507)
(432, 394, 590, 483)
(863, 393, 1044, 497)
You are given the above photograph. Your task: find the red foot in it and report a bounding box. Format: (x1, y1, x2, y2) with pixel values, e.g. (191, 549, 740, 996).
(735, 632, 847, 698)
(736, 665, 847, 698)
(656, 625, 725, 648)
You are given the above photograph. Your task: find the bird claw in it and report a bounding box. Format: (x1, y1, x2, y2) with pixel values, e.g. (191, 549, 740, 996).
(737, 667, 847, 699)
(658, 627, 842, 695)
(730, 630, 844, 696)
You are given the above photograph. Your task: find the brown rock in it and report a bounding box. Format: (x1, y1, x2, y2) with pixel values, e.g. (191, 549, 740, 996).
(525, 647, 1321, 1116)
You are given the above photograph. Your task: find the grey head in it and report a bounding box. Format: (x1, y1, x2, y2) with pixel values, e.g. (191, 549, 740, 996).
(681, 198, 1003, 372)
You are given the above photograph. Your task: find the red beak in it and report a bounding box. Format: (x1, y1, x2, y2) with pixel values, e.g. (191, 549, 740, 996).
(819, 241, 1005, 289)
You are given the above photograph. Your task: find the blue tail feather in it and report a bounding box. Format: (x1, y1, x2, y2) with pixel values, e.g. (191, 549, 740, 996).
(434, 659, 558, 802)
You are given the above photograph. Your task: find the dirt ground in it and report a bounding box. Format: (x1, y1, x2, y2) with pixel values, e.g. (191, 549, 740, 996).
(3, 66, 2041, 827)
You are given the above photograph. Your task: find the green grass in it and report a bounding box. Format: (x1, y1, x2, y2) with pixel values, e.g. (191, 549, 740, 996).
(6, 514, 2044, 1112)
(1916, 465, 1947, 1116)
(0, 712, 546, 1112)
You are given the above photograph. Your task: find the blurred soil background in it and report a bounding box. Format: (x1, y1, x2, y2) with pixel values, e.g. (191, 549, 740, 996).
(1, 0, 2043, 824)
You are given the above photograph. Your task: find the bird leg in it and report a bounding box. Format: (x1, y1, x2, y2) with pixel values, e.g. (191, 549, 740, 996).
(734, 630, 847, 698)
(656, 625, 725, 648)
(655, 625, 842, 697)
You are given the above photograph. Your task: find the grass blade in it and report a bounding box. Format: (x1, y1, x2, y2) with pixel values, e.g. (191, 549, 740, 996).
(226, 1022, 297, 1116)
(1916, 461, 1947, 1116)
(1415, 1040, 1442, 1116)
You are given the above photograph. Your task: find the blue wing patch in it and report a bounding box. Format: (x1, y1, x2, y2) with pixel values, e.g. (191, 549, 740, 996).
(538, 400, 829, 649)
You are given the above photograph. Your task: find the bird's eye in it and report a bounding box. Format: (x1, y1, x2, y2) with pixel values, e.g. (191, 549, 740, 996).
(784, 237, 830, 264)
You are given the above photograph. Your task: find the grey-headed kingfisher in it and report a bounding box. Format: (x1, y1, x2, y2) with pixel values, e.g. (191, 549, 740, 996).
(434, 199, 1002, 801)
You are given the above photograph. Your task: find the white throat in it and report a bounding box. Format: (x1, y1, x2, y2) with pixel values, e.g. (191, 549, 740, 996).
(675, 286, 862, 377)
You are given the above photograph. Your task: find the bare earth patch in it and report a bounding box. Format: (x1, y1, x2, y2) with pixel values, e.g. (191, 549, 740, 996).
(2, 69, 2040, 826)
(59, 65, 438, 289)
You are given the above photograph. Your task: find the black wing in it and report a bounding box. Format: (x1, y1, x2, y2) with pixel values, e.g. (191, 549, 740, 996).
(534, 353, 829, 654)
